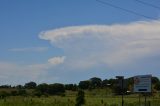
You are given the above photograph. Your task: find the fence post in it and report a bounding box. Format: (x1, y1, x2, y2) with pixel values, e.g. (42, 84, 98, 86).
(144, 93, 147, 106)
(139, 94, 141, 106)
(148, 101, 151, 106)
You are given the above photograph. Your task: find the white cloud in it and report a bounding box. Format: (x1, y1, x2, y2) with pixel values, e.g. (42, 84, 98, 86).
(39, 20, 160, 69)
(0, 56, 65, 85)
(1, 19, 160, 84)
(9, 47, 48, 52)
(48, 56, 66, 65)
(0, 62, 45, 84)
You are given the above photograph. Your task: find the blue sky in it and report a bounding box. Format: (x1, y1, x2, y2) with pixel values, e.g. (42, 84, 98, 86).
(0, 0, 160, 85)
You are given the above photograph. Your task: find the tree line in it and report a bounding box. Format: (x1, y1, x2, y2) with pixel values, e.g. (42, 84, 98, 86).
(0, 76, 160, 98)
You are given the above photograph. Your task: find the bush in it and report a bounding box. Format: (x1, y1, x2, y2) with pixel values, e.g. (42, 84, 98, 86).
(11, 90, 18, 96)
(18, 89, 27, 96)
(0, 91, 9, 99)
(75, 90, 85, 106)
(32, 90, 42, 97)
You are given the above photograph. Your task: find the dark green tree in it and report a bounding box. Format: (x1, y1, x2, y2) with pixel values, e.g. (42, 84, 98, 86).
(24, 81, 37, 89)
(154, 82, 160, 91)
(102, 79, 108, 87)
(36, 83, 49, 94)
(152, 77, 159, 84)
(73, 84, 78, 91)
(48, 83, 65, 95)
(16, 85, 23, 89)
(126, 77, 134, 91)
(0, 85, 11, 88)
(65, 84, 74, 90)
(65, 84, 77, 91)
(90, 77, 102, 88)
(79, 80, 90, 89)
(108, 78, 116, 86)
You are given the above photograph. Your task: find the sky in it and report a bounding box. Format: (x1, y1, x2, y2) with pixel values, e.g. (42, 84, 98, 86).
(0, 0, 160, 85)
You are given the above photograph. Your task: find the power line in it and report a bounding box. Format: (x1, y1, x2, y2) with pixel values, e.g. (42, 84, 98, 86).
(96, 0, 156, 20)
(135, 0, 160, 10)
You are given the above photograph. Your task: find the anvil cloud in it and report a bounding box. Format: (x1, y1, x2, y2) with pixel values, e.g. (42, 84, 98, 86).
(39, 20, 160, 70)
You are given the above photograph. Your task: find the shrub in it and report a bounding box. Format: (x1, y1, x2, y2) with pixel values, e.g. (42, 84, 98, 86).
(11, 90, 18, 96)
(75, 90, 85, 106)
(0, 91, 9, 99)
(18, 89, 27, 96)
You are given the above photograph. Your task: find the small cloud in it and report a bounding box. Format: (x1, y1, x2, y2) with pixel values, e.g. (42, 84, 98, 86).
(0, 61, 46, 84)
(9, 47, 48, 52)
(0, 56, 65, 84)
(48, 56, 65, 65)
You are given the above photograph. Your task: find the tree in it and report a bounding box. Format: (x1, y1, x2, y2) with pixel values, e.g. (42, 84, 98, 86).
(47, 83, 65, 95)
(16, 85, 23, 89)
(79, 80, 90, 89)
(24, 81, 37, 89)
(36, 83, 49, 94)
(65, 84, 74, 90)
(65, 84, 77, 91)
(90, 77, 102, 88)
(102, 79, 108, 87)
(0, 85, 11, 88)
(126, 77, 134, 91)
(73, 84, 78, 91)
(152, 77, 159, 84)
(108, 78, 116, 85)
(154, 82, 160, 91)
(75, 90, 85, 106)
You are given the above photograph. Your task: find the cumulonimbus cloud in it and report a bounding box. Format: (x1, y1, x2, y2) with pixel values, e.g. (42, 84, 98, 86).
(1, 20, 160, 84)
(39, 20, 160, 69)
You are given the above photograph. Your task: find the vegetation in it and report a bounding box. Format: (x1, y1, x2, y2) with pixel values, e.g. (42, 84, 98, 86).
(0, 76, 159, 106)
(75, 90, 85, 106)
(0, 92, 159, 106)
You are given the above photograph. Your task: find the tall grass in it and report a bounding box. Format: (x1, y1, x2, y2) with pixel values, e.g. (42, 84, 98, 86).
(0, 96, 160, 106)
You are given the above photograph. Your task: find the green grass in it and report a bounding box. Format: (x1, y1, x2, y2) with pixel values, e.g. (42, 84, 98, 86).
(0, 95, 160, 106)
(0, 89, 160, 106)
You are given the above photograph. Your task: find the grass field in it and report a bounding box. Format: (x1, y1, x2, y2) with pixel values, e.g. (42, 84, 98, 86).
(0, 91, 160, 106)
